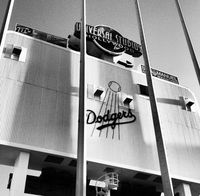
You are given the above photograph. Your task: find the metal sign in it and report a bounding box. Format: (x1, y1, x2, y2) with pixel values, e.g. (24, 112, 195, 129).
(15, 24, 68, 48)
(93, 25, 125, 55)
(74, 22, 142, 57)
(141, 65, 179, 84)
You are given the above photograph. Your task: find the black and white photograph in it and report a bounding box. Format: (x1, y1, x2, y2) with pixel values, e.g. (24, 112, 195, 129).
(0, 0, 200, 195)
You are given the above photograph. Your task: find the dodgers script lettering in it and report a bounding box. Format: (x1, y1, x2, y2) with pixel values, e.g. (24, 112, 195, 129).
(87, 109, 136, 130)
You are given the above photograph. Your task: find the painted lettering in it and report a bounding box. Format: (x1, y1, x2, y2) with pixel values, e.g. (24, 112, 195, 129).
(87, 109, 136, 130)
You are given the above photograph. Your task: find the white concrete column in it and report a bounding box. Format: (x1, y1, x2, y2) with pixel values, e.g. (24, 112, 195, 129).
(9, 152, 30, 196)
(175, 183, 192, 196)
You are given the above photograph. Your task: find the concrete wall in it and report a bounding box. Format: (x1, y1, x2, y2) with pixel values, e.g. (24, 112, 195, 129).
(0, 32, 200, 183)
(0, 164, 12, 196)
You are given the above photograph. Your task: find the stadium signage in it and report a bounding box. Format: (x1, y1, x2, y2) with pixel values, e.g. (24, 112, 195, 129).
(15, 24, 68, 48)
(141, 65, 179, 84)
(86, 109, 136, 130)
(74, 22, 142, 57)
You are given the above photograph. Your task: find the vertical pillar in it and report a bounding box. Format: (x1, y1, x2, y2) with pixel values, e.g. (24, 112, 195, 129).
(75, 0, 87, 196)
(0, 0, 15, 55)
(134, 1, 174, 196)
(174, 0, 200, 86)
(10, 152, 30, 196)
(174, 183, 192, 196)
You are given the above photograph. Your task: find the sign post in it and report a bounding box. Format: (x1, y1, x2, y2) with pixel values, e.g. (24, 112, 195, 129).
(134, 1, 174, 196)
(174, 0, 200, 86)
(0, 0, 15, 55)
(75, 0, 87, 196)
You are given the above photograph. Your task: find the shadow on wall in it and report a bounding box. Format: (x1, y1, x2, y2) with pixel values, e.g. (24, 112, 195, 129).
(0, 32, 78, 153)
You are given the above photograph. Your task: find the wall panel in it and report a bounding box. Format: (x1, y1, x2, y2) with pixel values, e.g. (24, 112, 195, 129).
(0, 32, 200, 182)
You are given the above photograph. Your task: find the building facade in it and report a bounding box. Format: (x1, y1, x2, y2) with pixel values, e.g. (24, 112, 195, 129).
(0, 29, 200, 196)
